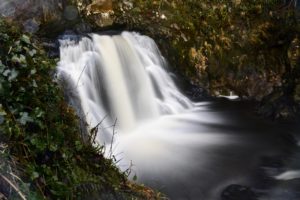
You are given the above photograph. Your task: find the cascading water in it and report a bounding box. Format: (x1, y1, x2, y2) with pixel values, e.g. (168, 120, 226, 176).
(57, 32, 193, 142)
(57, 32, 299, 200)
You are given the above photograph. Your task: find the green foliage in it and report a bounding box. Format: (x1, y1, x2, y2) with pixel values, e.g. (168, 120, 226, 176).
(0, 18, 161, 199)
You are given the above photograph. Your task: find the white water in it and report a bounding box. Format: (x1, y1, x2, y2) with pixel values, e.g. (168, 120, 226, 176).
(57, 32, 193, 142)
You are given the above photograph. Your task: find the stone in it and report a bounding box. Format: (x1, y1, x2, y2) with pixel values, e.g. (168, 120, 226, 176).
(63, 5, 79, 21)
(87, 0, 113, 14)
(221, 184, 258, 200)
(75, 22, 92, 34)
(23, 19, 40, 33)
(0, 1, 16, 17)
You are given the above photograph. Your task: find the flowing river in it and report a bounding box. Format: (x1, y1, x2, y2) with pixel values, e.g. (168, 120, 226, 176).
(56, 32, 300, 200)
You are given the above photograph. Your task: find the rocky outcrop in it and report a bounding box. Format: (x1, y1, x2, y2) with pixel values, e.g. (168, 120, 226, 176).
(0, 0, 115, 36)
(221, 184, 258, 200)
(79, 0, 114, 27)
(0, 0, 64, 33)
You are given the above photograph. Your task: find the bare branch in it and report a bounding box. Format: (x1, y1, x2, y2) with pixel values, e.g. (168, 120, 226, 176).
(0, 174, 27, 200)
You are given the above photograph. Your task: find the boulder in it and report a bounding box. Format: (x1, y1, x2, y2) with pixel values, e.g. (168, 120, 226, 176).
(87, 0, 113, 14)
(0, 0, 64, 34)
(221, 184, 258, 200)
(84, 0, 114, 27)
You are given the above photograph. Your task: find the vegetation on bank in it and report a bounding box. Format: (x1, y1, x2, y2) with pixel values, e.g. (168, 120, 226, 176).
(113, 0, 300, 119)
(0, 19, 162, 200)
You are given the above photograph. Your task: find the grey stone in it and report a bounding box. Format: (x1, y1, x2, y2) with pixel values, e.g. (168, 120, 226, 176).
(23, 19, 40, 33)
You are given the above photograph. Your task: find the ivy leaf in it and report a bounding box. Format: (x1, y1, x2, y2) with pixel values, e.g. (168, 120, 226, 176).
(21, 34, 31, 44)
(8, 68, 19, 81)
(30, 68, 37, 75)
(29, 49, 37, 57)
(32, 80, 38, 88)
(11, 54, 26, 65)
(19, 112, 33, 125)
(34, 107, 44, 118)
(50, 144, 58, 152)
(0, 61, 6, 72)
(3, 69, 10, 77)
(31, 171, 39, 180)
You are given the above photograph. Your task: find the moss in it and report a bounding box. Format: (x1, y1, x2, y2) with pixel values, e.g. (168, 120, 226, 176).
(0, 18, 162, 199)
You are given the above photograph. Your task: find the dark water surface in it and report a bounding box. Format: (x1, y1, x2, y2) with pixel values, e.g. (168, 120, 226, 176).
(117, 99, 299, 200)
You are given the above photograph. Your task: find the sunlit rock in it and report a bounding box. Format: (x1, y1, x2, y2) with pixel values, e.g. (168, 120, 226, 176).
(84, 0, 114, 27)
(221, 184, 258, 200)
(87, 0, 113, 14)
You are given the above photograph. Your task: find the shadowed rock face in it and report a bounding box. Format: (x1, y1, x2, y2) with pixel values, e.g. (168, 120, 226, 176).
(0, 0, 64, 33)
(0, 0, 115, 34)
(221, 184, 258, 200)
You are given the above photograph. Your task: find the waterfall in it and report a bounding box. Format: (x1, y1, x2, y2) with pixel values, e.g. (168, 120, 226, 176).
(56, 32, 295, 200)
(57, 32, 193, 142)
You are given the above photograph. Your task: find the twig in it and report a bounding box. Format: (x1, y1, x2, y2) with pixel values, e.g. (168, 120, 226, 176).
(124, 160, 134, 177)
(89, 115, 107, 144)
(8, 172, 22, 182)
(75, 64, 88, 89)
(0, 174, 27, 200)
(109, 119, 117, 158)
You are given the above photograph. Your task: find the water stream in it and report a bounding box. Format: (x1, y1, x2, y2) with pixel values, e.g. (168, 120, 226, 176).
(57, 32, 300, 200)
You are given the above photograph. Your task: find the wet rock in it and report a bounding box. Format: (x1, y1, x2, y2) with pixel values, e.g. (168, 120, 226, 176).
(40, 40, 59, 58)
(87, 0, 113, 14)
(74, 22, 92, 34)
(221, 184, 258, 200)
(0, 1, 16, 17)
(185, 84, 210, 101)
(63, 5, 79, 21)
(23, 19, 40, 33)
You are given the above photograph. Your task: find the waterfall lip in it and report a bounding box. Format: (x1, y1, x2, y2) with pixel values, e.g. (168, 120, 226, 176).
(58, 30, 124, 42)
(93, 30, 123, 36)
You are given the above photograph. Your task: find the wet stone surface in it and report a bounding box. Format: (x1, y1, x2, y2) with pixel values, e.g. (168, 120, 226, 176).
(221, 184, 258, 200)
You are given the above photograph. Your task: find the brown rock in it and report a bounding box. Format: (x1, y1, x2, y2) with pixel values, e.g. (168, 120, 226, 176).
(85, 0, 114, 27)
(87, 0, 113, 14)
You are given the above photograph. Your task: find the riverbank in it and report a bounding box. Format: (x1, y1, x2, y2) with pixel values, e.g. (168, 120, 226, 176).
(0, 18, 163, 200)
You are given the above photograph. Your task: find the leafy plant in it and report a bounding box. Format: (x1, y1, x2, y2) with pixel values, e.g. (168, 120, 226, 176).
(0, 18, 161, 199)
